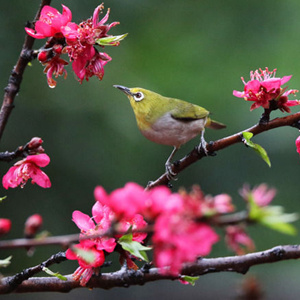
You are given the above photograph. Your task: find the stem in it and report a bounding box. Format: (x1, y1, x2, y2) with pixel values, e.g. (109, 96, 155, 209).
(0, 0, 52, 142)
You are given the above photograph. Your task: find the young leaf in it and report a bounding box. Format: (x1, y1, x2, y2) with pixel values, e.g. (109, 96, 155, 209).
(0, 196, 7, 203)
(72, 247, 96, 264)
(118, 232, 152, 262)
(0, 256, 12, 268)
(242, 132, 271, 167)
(42, 266, 67, 281)
(180, 275, 200, 286)
(95, 33, 128, 46)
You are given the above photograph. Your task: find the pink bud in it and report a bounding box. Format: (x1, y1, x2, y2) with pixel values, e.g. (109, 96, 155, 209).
(296, 136, 300, 155)
(38, 51, 48, 62)
(0, 218, 11, 236)
(28, 137, 43, 149)
(24, 214, 43, 238)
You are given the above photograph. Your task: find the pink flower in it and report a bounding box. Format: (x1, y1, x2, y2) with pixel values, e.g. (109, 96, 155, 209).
(233, 68, 299, 112)
(24, 214, 43, 238)
(94, 183, 147, 219)
(2, 154, 51, 189)
(71, 203, 116, 253)
(66, 243, 105, 286)
(225, 226, 255, 255)
(118, 214, 148, 243)
(43, 55, 68, 88)
(240, 184, 276, 207)
(25, 5, 72, 39)
(0, 218, 11, 236)
(153, 213, 218, 275)
(61, 5, 118, 83)
(296, 136, 300, 155)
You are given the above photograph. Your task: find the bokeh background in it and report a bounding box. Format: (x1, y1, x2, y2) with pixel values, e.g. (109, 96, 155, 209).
(1, 0, 300, 299)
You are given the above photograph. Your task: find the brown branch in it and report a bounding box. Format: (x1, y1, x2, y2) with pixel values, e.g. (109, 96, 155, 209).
(0, 0, 51, 142)
(0, 245, 299, 294)
(146, 112, 300, 190)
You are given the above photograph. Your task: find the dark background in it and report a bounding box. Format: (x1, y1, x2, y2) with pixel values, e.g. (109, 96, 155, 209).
(1, 0, 300, 299)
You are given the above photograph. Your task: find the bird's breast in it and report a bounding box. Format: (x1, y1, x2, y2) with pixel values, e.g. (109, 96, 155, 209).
(139, 113, 206, 148)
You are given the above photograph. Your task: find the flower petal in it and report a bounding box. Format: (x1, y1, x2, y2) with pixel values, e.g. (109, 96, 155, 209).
(72, 211, 95, 231)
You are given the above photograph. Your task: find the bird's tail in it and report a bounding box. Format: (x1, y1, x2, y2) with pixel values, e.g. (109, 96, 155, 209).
(206, 118, 226, 129)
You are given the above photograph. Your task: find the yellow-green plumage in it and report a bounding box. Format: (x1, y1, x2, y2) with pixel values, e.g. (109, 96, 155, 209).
(114, 85, 225, 178)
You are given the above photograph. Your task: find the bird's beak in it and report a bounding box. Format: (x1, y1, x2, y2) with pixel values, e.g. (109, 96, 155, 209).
(113, 85, 133, 96)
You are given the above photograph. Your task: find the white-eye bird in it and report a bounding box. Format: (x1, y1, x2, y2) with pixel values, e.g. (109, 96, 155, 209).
(114, 85, 226, 179)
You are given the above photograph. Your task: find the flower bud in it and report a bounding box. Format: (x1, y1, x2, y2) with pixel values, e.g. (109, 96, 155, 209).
(38, 51, 48, 62)
(0, 218, 11, 236)
(24, 214, 43, 238)
(296, 136, 300, 155)
(28, 137, 43, 149)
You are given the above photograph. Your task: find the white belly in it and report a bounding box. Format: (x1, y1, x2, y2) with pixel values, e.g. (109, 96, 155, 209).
(140, 113, 206, 148)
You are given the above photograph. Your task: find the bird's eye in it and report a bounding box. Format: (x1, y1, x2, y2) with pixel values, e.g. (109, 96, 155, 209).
(133, 92, 144, 102)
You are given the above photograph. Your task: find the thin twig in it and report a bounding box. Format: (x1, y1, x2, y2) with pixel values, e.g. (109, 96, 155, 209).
(0, 0, 52, 142)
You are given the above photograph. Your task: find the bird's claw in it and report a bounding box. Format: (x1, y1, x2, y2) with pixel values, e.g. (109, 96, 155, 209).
(197, 139, 208, 156)
(165, 163, 178, 181)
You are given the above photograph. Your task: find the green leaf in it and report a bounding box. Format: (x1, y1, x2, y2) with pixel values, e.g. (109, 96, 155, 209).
(261, 220, 297, 235)
(180, 275, 200, 286)
(248, 198, 298, 235)
(42, 266, 67, 281)
(242, 132, 271, 167)
(0, 256, 12, 268)
(95, 33, 128, 46)
(0, 196, 7, 203)
(118, 232, 152, 262)
(72, 247, 96, 264)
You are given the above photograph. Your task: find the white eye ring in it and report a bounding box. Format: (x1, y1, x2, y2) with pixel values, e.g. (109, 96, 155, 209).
(133, 92, 144, 102)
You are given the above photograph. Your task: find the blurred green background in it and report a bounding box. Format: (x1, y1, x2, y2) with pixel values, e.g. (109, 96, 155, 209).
(1, 0, 300, 299)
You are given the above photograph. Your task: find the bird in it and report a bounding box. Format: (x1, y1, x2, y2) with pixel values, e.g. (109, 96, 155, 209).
(113, 85, 226, 179)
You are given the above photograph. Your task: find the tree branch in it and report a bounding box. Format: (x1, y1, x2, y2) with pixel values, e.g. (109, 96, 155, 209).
(0, 245, 299, 294)
(146, 112, 300, 190)
(0, 0, 51, 142)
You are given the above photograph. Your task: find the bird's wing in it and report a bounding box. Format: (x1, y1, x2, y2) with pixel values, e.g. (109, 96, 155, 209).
(170, 100, 209, 121)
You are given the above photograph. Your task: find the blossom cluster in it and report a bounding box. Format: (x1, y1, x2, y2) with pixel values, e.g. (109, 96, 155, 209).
(25, 4, 125, 87)
(67, 183, 235, 285)
(233, 68, 299, 112)
(233, 67, 300, 156)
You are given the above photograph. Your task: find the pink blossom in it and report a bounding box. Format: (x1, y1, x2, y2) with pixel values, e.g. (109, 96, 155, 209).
(225, 226, 255, 255)
(296, 136, 300, 155)
(2, 154, 51, 189)
(0, 218, 11, 236)
(153, 213, 218, 275)
(233, 68, 299, 112)
(94, 183, 147, 219)
(240, 183, 276, 207)
(43, 55, 68, 88)
(24, 214, 43, 238)
(71, 203, 116, 253)
(25, 5, 72, 39)
(118, 214, 148, 243)
(61, 5, 118, 83)
(66, 243, 105, 286)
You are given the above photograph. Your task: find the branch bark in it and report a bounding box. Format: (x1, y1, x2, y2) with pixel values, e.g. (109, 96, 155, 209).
(0, 0, 52, 142)
(146, 112, 300, 190)
(0, 245, 299, 294)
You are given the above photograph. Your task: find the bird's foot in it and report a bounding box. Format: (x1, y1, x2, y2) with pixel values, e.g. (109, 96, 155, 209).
(197, 138, 208, 156)
(165, 162, 178, 181)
